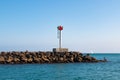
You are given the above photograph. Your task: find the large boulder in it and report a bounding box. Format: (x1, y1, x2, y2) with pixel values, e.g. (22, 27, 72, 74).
(77, 56, 82, 62)
(58, 57, 64, 63)
(33, 57, 40, 63)
(13, 57, 20, 63)
(42, 56, 50, 63)
(20, 56, 28, 63)
(0, 56, 5, 64)
(27, 58, 33, 63)
(6, 56, 14, 63)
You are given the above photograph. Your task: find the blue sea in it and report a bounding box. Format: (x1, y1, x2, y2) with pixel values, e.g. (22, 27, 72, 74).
(0, 53, 120, 80)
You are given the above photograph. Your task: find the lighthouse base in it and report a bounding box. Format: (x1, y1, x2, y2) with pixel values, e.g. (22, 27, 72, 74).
(53, 48, 68, 52)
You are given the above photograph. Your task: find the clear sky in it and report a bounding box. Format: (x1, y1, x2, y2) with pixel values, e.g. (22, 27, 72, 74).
(0, 0, 120, 53)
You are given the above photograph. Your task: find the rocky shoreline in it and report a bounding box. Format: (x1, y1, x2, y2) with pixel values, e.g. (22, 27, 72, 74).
(0, 51, 107, 64)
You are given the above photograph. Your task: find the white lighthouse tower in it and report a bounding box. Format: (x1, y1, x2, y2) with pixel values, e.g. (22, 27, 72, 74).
(53, 25, 68, 52)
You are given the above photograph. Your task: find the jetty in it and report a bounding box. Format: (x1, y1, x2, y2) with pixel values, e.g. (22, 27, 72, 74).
(0, 51, 107, 64)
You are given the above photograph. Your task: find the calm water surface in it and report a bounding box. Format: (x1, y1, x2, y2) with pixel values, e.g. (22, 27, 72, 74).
(0, 54, 120, 80)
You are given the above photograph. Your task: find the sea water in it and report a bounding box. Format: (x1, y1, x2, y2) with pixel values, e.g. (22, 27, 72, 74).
(0, 53, 120, 80)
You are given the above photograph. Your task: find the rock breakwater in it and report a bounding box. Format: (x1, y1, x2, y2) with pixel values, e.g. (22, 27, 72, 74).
(0, 51, 107, 64)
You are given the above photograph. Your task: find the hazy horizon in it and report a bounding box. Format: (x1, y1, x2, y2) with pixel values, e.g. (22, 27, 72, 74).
(0, 0, 120, 53)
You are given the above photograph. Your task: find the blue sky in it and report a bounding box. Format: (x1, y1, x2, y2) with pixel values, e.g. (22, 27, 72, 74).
(0, 0, 120, 53)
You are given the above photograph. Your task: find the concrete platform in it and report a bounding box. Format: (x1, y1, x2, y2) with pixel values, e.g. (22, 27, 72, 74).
(53, 48, 68, 52)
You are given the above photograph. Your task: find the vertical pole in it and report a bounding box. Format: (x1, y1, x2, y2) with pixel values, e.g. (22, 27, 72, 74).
(57, 26, 63, 52)
(59, 30, 61, 50)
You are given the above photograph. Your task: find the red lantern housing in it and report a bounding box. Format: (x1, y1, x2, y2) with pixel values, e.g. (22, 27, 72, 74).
(58, 26, 63, 31)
